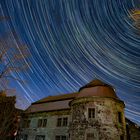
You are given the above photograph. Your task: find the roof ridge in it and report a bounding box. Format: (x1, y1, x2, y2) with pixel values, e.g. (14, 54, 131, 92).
(32, 92, 78, 104)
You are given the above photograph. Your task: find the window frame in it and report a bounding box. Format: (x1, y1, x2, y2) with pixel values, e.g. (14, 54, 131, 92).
(22, 134, 28, 140)
(63, 117, 68, 126)
(37, 119, 43, 128)
(35, 135, 45, 140)
(88, 108, 95, 119)
(55, 135, 67, 140)
(118, 112, 122, 123)
(57, 117, 68, 127)
(57, 118, 62, 127)
(120, 135, 124, 140)
(42, 119, 47, 127)
(37, 118, 47, 128)
(23, 119, 31, 128)
(86, 133, 95, 140)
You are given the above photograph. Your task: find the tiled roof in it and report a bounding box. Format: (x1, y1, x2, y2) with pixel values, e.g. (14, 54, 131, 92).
(33, 92, 78, 104)
(26, 99, 72, 113)
(79, 79, 113, 91)
(25, 80, 118, 113)
(25, 92, 78, 113)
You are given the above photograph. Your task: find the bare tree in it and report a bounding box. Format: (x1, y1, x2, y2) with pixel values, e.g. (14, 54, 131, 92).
(0, 18, 30, 138)
(0, 31, 30, 91)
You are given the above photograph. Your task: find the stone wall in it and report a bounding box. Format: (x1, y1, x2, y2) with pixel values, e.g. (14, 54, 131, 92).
(69, 97, 126, 140)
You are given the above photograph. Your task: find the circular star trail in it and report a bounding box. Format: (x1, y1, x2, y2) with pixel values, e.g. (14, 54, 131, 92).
(0, 0, 140, 124)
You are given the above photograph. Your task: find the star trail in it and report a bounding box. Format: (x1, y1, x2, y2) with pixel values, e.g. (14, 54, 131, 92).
(0, 0, 140, 125)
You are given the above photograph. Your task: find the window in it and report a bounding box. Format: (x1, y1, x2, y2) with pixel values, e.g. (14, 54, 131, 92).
(38, 119, 42, 127)
(43, 119, 47, 127)
(57, 117, 68, 127)
(118, 112, 122, 123)
(26, 120, 31, 128)
(86, 133, 95, 140)
(22, 134, 28, 140)
(120, 135, 124, 140)
(56, 136, 60, 140)
(23, 120, 30, 128)
(57, 118, 62, 127)
(62, 136, 67, 140)
(88, 108, 95, 118)
(55, 135, 67, 140)
(35, 135, 45, 140)
(63, 118, 68, 126)
(38, 119, 47, 127)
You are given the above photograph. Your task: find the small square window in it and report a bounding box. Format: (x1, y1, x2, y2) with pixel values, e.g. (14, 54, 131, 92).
(88, 108, 95, 118)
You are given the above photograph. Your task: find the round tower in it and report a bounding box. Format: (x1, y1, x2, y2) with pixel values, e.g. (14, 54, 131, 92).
(69, 79, 126, 140)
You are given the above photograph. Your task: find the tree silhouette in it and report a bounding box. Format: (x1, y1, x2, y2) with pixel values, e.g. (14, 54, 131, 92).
(0, 16, 30, 139)
(0, 31, 29, 91)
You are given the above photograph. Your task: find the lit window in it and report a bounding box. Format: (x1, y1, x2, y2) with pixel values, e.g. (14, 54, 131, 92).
(118, 112, 122, 123)
(35, 135, 45, 140)
(88, 108, 95, 118)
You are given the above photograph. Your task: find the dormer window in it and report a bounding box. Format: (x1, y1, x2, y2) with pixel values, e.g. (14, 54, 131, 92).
(88, 108, 95, 118)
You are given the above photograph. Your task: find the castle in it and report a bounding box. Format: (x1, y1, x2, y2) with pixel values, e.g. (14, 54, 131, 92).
(18, 79, 140, 140)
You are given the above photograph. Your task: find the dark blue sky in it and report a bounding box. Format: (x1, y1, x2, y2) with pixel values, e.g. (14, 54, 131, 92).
(0, 0, 140, 125)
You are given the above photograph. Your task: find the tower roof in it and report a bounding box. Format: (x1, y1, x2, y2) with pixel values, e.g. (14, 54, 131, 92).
(77, 79, 118, 99)
(79, 79, 112, 91)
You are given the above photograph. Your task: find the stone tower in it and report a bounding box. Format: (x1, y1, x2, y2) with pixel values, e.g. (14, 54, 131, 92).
(69, 79, 126, 140)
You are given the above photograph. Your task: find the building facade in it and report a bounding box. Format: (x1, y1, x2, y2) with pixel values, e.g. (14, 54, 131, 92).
(19, 79, 139, 140)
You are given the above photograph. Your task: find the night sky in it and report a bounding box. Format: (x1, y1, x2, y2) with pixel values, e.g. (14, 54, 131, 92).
(0, 0, 140, 125)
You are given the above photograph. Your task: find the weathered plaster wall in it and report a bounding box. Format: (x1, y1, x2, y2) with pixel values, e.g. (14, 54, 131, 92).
(69, 97, 126, 140)
(20, 110, 70, 140)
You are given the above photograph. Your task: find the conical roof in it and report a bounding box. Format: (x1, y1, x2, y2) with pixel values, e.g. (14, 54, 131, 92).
(77, 79, 118, 99)
(79, 79, 112, 91)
